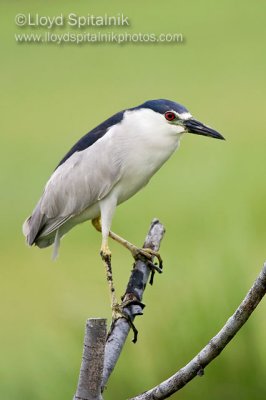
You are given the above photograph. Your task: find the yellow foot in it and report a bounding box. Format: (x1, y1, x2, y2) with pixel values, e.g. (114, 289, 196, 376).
(131, 247, 163, 272)
(111, 300, 141, 343)
(129, 247, 163, 286)
(111, 302, 124, 320)
(92, 217, 102, 233)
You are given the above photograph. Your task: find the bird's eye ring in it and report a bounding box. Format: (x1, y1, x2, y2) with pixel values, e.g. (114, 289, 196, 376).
(165, 112, 176, 121)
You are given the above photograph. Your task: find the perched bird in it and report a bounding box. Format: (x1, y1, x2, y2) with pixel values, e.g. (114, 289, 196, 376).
(23, 99, 224, 307)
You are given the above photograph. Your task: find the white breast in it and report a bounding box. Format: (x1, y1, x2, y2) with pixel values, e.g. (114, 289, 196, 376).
(105, 108, 182, 204)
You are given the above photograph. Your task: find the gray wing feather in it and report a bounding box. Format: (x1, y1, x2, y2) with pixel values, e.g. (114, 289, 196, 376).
(24, 134, 122, 246)
(41, 145, 121, 218)
(23, 202, 44, 245)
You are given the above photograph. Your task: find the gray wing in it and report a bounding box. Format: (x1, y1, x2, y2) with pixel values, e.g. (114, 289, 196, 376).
(23, 136, 122, 245)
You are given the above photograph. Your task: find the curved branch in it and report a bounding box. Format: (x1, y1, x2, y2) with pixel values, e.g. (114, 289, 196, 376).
(129, 262, 266, 400)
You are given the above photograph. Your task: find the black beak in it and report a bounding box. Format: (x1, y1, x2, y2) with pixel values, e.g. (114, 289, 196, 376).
(184, 119, 225, 140)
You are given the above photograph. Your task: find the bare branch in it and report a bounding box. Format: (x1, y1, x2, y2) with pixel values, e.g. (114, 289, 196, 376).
(74, 318, 107, 400)
(129, 262, 266, 400)
(101, 219, 165, 390)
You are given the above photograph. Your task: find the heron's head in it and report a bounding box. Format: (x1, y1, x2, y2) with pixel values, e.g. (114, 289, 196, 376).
(131, 99, 224, 140)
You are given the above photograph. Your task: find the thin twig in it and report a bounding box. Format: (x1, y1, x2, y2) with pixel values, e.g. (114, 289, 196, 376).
(101, 219, 165, 391)
(129, 262, 266, 400)
(74, 318, 107, 400)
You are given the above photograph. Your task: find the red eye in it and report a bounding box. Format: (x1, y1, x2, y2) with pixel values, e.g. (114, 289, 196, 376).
(165, 112, 176, 121)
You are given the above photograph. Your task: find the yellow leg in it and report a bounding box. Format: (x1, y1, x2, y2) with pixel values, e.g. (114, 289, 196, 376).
(91, 217, 152, 341)
(92, 218, 118, 311)
(109, 231, 162, 271)
(92, 217, 163, 273)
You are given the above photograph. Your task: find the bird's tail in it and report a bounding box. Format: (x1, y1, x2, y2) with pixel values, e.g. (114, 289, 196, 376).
(23, 201, 70, 260)
(23, 214, 60, 259)
(22, 216, 32, 240)
(23, 202, 44, 246)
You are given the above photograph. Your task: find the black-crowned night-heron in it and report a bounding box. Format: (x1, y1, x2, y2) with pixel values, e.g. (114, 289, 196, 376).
(23, 99, 224, 309)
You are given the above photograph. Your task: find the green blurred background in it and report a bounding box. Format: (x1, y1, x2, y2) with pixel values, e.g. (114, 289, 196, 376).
(1, 0, 266, 399)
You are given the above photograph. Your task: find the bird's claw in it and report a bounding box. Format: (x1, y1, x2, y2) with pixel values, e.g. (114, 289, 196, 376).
(111, 298, 145, 343)
(131, 247, 163, 285)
